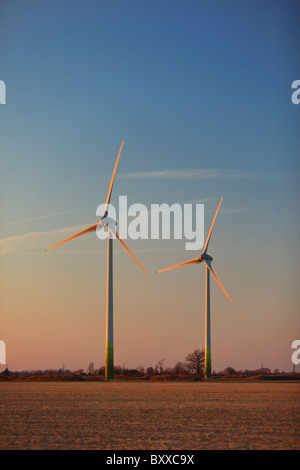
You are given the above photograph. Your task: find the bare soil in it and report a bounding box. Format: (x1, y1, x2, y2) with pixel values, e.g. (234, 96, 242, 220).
(0, 381, 299, 449)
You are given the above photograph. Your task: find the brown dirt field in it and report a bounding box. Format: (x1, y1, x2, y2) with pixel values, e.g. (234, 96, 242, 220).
(0, 381, 299, 450)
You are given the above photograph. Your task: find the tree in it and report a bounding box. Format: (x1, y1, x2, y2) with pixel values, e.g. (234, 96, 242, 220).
(146, 367, 155, 376)
(114, 366, 123, 375)
(87, 362, 95, 375)
(185, 349, 204, 375)
(173, 362, 186, 375)
(94, 366, 105, 376)
(224, 366, 236, 376)
(155, 358, 165, 375)
(137, 365, 145, 375)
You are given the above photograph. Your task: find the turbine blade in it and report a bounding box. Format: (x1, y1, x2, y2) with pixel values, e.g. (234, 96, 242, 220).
(202, 259, 233, 304)
(157, 257, 200, 274)
(203, 197, 223, 254)
(45, 223, 98, 251)
(105, 223, 148, 275)
(103, 140, 124, 215)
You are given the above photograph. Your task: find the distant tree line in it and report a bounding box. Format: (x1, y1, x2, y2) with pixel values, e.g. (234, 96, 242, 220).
(1, 349, 298, 379)
(0, 350, 205, 379)
(0, 367, 73, 377)
(83, 349, 205, 378)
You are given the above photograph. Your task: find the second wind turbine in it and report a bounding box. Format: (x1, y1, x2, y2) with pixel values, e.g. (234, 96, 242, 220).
(157, 197, 233, 379)
(46, 141, 148, 380)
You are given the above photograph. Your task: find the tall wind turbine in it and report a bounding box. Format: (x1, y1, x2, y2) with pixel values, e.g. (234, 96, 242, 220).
(46, 141, 148, 380)
(157, 197, 233, 379)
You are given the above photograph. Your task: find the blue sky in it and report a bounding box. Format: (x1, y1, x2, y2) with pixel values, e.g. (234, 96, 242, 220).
(0, 0, 299, 372)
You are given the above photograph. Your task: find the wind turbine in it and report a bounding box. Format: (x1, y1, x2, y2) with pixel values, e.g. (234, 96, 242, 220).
(46, 141, 148, 380)
(157, 197, 233, 379)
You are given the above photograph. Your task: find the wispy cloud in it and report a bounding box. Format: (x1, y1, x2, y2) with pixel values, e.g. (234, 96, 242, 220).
(118, 169, 249, 180)
(0, 224, 88, 256)
(184, 197, 219, 204)
(97, 168, 300, 181)
(0, 205, 95, 227)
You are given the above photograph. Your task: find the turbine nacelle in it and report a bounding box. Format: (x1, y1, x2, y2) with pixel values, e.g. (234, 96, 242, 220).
(199, 253, 213, 262)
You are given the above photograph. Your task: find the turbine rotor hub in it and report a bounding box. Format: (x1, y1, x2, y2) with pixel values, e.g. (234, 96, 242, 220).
(200, 253, 213, 261)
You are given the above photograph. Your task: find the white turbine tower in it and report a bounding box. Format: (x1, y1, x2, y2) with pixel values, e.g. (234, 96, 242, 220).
(157, 197, 233, 378)
(46, 141, 148, 380)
